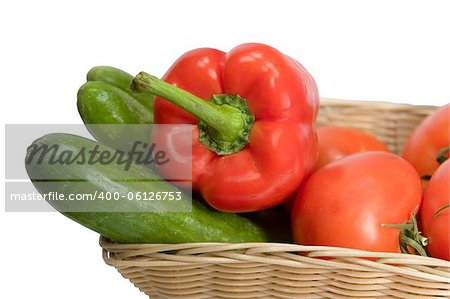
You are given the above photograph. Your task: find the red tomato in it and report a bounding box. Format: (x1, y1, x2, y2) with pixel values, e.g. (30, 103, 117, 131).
(403, 104, 450, 177)
(420, 159, 450, 260)
(292, 151, 422, 253)
(314, 126, 388, 171)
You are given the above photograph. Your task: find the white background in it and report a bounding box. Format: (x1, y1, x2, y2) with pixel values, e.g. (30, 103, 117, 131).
(1, 0, 449, 298)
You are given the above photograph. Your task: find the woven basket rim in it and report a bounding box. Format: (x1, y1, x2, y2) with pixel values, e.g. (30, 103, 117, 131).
(319, 97, 438, 110)
(100, 237, 450, 268)
(100, 236, 450, 287)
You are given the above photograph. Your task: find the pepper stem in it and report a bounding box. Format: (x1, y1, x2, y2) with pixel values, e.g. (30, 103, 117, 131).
(131, 72, 254, 155)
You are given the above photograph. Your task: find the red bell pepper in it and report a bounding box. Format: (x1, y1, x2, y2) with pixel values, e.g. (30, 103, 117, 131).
(132, 43, 319, 212)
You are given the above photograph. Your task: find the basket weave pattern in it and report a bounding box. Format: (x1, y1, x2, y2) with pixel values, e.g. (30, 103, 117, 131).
(316, 98, 436, 154)
(101, 99, 450, 298)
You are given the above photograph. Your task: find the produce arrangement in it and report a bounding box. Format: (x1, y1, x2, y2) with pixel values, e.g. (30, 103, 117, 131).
(26, 43, 449, 261)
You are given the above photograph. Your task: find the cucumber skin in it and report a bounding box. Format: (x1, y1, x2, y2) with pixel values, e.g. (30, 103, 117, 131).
(77, 81, 152, 125)
(25, 133, 267, 244)
(87, 66, 154, 112)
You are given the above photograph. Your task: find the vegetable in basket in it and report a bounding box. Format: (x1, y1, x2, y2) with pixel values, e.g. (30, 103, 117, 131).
(87, 65, 154, 113)
(25, 133, 268, 243)
(403, 104, 450, 179)
(420, 152, 450, 261)
(291, 151, 423, 253)
(79, 66, 155, 125)
(131, 43, 319, 213)
(78, 81, 152, 125)
(78, 66, 155, 147)
(313, 126, 388, 171)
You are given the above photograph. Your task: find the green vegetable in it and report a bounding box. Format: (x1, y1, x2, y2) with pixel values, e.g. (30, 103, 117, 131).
(25, 133, 267, 243)
(87, 66, 154, 112)
(77, 81, 153, 148)
(78, 81, 152, 125)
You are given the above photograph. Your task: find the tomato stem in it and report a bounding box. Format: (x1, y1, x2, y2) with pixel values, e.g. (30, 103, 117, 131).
(381, 213, 428, 256)
(420, 174, 432, 181)
(434, 204, 450, 218)
(436, 146, 450, 165)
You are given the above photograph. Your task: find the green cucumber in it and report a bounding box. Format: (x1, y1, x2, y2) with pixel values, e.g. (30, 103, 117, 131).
(77, 81, 152, 125)
(87, 66, 154, 112)
(25, 133, 267, 243)
(77, 81, 153, 148)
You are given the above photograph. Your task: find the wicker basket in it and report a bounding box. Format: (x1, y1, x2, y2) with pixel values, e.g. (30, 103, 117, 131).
(101, 98, 450, 298)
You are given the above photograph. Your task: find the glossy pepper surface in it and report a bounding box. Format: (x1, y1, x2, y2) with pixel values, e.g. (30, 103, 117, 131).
(132, 43, 319, 212)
